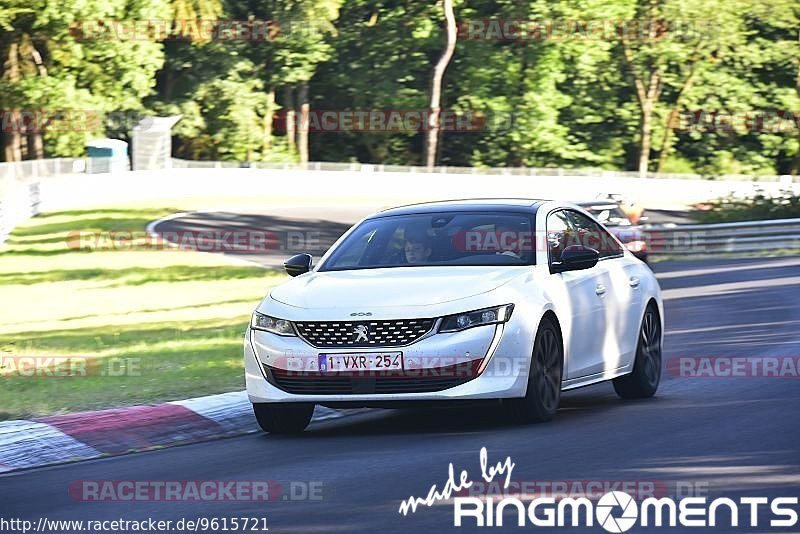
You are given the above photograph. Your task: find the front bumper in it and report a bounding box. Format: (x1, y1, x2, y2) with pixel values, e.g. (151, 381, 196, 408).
(244, 313, 533, 403)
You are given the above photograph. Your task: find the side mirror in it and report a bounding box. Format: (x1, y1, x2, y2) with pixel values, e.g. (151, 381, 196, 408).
(284, 253, 313, 277)
(551, 245, 599, 274)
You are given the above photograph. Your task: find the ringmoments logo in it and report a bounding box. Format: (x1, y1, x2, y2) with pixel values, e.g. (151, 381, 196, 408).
(453, 491, 799, 530)
(595, 491, 638, 532)
(398, 449, 800, 530)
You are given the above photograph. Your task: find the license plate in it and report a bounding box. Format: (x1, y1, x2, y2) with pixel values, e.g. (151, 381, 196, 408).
(318, 352, 403, 373)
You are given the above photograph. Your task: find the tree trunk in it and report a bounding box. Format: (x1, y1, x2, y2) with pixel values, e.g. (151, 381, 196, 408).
(3, 111, 23, 162)
(793, 58, 800, 174)
(2, 42, 23, 162)
(621, 38, 661, 178)
(424, 0, 457, 169)
(163, 68, 176, 100)
(283, 86, 296, 156)
(263, 87, 275, 153)
(656, 55, 700, 174)
(638, 100, 653, 177)
(23, 43, 48, 160)
(656, 108, 680, 174)
(297, 81, 309, 165)
(25, 131, 44, 159)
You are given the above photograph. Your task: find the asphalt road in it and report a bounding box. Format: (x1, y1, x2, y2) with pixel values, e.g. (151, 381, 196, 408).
(3, 211, 799, 533)
(151, 207, 374, 267)
(149, 205, 692, 268)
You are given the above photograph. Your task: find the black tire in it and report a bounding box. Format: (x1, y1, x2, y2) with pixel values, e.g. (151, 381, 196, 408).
(613, 305, 662, 399)
(506, 317, 563, 423)
(253, 403, 314, 434)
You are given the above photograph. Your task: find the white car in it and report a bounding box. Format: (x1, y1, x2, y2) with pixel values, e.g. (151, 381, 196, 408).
(244, 199, 663, 433)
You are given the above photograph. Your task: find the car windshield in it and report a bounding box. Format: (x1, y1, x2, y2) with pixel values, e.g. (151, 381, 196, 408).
(583, 205, 631, 227)
(319, 211, 536, 271)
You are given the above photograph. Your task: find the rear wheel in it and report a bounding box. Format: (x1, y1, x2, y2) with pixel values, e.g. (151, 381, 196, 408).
(507, 317, 563, 423)
(253, 403, 314, 434)
(613, 305, 661, 399)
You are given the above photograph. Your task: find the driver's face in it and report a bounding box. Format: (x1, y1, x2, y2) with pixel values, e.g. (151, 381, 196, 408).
(404, 242, 431, 263)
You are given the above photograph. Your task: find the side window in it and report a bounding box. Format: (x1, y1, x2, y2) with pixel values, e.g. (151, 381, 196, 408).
(567, 211, 623, 259)
(546, 210, 571, 264)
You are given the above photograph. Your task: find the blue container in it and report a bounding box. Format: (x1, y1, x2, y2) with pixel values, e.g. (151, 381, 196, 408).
(85, 139, 130, 173)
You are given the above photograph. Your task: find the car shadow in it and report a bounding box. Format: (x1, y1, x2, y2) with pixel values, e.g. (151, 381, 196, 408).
(262, 384, 655, 440)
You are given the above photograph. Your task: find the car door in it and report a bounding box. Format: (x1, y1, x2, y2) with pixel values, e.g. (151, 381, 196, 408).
(567, 210, 643, 373)
(545, 209, 610, 380)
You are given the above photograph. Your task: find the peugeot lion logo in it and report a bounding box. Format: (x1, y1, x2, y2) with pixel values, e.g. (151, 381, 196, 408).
(353, 325, 370, 343)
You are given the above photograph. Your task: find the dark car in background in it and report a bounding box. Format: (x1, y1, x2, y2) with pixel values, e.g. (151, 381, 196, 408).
(575, 200, 649, 263)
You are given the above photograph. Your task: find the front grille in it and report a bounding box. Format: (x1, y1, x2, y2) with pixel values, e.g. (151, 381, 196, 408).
(264, 361, 480, 395)
(293, 319, 436, 348)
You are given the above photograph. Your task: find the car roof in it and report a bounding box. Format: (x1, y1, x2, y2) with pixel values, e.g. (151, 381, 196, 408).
(372, 198, 546, 218)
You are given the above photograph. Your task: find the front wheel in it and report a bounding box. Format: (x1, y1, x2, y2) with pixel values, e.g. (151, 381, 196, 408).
(613, 305, 662, 399)
(253, 402, 314, 434)
(506, 317, 563, 423)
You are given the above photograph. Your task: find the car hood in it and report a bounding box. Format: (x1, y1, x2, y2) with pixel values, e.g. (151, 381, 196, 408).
(267, 266, 527, 309)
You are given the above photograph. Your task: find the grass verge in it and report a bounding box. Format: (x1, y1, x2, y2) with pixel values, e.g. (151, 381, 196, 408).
(0, 208, 286, 420)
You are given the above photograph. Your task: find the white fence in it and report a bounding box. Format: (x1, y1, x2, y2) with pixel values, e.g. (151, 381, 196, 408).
(4, 156, 799, 183)
(1, 157, 799, 253)
(0, 158, 89, 244)
(171, 158, 800, 183)
(0, 157, 122, 244)
(0, 158, 86, 180)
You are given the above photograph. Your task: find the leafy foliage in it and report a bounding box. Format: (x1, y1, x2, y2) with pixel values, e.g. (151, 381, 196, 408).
(1, 0, 798, 174)
(694, 190, 800, 222)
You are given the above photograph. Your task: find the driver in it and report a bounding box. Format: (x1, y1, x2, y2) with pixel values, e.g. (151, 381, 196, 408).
(404, 231, 432, 264)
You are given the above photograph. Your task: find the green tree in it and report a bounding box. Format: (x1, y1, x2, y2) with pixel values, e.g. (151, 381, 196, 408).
(0, 0, 167, 161)
(616, 0, 755, 176)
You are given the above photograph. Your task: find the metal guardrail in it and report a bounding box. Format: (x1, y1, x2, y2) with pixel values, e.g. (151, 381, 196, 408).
(645, 218, 800, 255)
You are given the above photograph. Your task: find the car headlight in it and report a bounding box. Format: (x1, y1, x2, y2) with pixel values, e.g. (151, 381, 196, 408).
(250, 312, 296, 336)
(438, 304, 514, 333)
